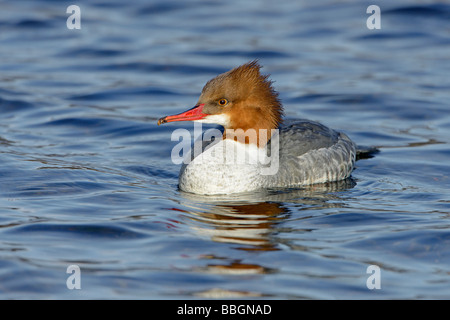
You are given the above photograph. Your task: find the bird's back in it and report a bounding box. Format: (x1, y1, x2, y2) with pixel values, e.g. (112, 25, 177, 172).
(264, 119, 356, 187)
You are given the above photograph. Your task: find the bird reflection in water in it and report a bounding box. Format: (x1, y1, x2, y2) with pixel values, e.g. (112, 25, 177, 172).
(175, 179, 356, 279)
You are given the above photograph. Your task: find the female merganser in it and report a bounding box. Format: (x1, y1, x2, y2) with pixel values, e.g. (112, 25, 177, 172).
(158, 60, 356, 195)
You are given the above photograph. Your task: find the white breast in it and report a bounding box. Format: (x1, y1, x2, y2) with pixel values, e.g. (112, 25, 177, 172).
(177, 125, 356, 195)
(179, 139, 268, 195)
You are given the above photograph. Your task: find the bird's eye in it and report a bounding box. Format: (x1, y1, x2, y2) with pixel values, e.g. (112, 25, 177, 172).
(218, 99, 228, 106)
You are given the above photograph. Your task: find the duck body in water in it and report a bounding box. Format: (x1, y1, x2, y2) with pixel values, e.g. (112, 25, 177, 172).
(158, 60, 358, 195)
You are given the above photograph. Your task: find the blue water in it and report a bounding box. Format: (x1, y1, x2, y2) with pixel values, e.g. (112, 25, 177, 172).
(1, 0, 449, 299)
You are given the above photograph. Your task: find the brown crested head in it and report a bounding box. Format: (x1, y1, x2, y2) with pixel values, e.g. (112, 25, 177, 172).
(157, 60, 284, 146)
(198, 60, 284, 133)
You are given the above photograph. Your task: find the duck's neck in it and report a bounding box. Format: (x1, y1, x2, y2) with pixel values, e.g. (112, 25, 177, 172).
(223, 127, 277, 148)
(223, 106, 283, 148)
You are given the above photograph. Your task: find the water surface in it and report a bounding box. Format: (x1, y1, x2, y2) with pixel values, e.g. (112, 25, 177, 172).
(0, 0, 449, 299)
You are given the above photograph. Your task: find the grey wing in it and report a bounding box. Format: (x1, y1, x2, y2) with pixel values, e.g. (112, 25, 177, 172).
(266, 119, 356, 187)
(277, 119, 340, 157)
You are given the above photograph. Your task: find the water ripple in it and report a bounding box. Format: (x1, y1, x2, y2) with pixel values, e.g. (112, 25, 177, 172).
(1, 0, 449, 299)
(7, 223, 146, 240)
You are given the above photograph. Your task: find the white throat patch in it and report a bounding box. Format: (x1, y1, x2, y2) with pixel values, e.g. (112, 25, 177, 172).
(196, 114, 230, 127)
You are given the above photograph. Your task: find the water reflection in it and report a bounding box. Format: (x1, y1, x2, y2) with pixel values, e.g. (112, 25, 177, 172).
(177, 179, 356, 277)
(188, 201, 286, 252)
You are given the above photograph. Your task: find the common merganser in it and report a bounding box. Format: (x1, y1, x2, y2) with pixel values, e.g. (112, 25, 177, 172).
(158, 60, 356, 195)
